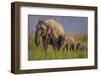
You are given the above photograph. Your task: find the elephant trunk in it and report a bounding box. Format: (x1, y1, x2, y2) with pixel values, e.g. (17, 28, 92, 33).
(35, 30, 40, 46)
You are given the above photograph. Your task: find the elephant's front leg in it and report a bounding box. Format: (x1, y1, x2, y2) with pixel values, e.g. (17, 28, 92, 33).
(52, 38, 58, 50)
(42, 36, 48, 52)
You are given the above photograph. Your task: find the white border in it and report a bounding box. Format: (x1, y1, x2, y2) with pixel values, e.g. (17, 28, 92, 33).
(20, 7, 95, 70)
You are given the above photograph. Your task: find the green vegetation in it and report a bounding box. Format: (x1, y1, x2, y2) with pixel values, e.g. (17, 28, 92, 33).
(28, 32, 88, 60)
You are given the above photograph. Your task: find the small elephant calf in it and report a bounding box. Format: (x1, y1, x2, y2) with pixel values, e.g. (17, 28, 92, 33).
(75, 42, 87, 51)
(61, 34, 75, 51)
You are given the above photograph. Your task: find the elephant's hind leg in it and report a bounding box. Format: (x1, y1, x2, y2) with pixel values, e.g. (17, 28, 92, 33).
(58, 36, 63, 50)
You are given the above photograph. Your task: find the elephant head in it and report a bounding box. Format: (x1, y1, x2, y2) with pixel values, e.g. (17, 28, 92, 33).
(35, 19, 49, 46)
(61, 34, 75, 51)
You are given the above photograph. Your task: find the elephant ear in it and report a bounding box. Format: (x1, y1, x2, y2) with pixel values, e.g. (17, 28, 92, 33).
(41, 20, 51, 34)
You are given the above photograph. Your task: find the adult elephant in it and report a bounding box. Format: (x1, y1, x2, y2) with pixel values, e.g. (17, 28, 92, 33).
(35, 19, 64, 52)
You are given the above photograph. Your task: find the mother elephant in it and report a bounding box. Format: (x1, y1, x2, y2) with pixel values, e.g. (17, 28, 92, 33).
(35, 19, 64, 52)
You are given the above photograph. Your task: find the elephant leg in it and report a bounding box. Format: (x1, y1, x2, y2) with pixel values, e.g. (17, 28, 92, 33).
(53, 38, 58, 50)
(58, 36, 62, 50)
(72, 43, 74, 51)
(58, 42, 61, 50)
(62, 45, 66, 51)
(68, 45, 70, 51)
(63, 47, 65, 51)
(66, 45, 68, 51)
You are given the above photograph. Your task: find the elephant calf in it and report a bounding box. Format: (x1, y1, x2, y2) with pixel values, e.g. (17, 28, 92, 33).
(61, 34, 75, 51)
(75, 42, 87, 51)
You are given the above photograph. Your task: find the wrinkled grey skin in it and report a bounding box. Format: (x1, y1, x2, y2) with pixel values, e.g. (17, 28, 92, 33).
(35, 19, 64, 52)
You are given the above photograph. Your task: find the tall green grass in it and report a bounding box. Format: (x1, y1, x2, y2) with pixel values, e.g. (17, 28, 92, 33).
(28, 32, 88, 60)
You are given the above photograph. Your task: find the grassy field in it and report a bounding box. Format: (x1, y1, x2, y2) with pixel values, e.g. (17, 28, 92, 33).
(28, 32, 88, 60)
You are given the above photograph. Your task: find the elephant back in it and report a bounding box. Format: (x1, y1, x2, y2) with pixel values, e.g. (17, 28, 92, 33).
(45, 19, 64, 37)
